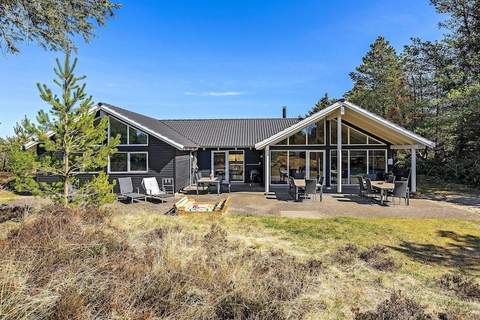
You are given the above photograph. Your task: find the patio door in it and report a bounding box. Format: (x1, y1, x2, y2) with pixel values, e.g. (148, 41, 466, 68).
(307, 151, 325, 182)
(228, 151, 245, 182)
(212, 151, 226, 178)
(212, 150, 245, 182)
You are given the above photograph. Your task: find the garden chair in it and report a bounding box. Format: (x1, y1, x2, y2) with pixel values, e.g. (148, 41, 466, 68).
(141, 177, 170, 203)
(299, 179, 317, 200)
(316, 176, 324, 202)
(388, 181, 410, 205)
(365, 178, 380, 200)
(162, 178, 175, 194)
(118, 177, 147, 203)
(356, 176, 367, 197)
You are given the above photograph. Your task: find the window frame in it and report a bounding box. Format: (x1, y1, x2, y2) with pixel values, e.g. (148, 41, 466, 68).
(108, 116, 149, 146)
(108, 151, 149, 174)
(274, 119, 326, 146)
(329, 120, 386, 146)
(329, 149, 388, 185)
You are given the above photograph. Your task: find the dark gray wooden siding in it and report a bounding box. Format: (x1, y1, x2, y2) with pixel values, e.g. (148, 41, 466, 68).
(175, 151, 191, 191)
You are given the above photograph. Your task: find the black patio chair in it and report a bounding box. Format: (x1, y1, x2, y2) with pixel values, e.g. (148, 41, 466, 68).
(356, 176, 367, 197)
(316, 176, 324, 202)
(365, 178, 380, 200)
(299, 179, 317, 200)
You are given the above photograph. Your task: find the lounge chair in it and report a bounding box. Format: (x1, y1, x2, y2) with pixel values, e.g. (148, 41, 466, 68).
(142, 177, 171, 202)
(118, 177, 147, 203)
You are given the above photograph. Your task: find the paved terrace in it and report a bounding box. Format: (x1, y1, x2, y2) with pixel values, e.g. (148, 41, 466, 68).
(178, 184, 480, 221)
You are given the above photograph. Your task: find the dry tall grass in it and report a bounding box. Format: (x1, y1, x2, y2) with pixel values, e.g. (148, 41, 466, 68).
(0, 205, 324, 319)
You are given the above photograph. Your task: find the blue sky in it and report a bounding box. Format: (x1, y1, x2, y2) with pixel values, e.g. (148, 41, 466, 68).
(0, 0, 443, 137)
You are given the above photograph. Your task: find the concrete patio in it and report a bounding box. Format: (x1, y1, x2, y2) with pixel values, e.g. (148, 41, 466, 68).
(177, 187, 480, 221)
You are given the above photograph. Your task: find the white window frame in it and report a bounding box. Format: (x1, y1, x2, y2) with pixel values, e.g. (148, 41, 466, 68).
(329, 149, 388, 185)
(269, 150, 326, 185)
(210, 150, 246, 183)
(108, 116, 149, 146)
(108, 151, 149, 174)
(276, 119, 326, 146)
(329, 121, 386, 146)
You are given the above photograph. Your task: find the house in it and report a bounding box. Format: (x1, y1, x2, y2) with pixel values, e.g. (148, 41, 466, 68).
(28, 100, 435, 193)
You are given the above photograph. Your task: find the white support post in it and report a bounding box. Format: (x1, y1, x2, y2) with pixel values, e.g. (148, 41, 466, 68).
(265, 145, 270, 194)
(337, 113, 343, 193)
(411, 147, 416, 193)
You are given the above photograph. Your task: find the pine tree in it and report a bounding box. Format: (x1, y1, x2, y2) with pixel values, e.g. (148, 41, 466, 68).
(307, 93, 336, 116)
(18, 54, 119, 206)
(346, 36, 409, 123)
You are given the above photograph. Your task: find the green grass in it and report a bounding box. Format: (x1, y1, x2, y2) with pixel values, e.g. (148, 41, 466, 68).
(0, 190, 18, 203)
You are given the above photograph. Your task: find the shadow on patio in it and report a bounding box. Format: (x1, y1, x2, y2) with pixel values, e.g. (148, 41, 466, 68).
(389, 230, 480, 272)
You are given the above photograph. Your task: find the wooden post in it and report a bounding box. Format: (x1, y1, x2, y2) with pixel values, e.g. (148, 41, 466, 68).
(337, 112, 343, 193)
(411, 147, 416, 193)
(265, 145, 270, 194)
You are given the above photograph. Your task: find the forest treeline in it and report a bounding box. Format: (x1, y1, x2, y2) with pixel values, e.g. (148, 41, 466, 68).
(309, 0, 480, 186)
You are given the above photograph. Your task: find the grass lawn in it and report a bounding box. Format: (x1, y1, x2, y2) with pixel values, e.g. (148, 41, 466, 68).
(1, 199, 479, 319)
(110, 208, 480, 319)
(0, 190, 18, 202)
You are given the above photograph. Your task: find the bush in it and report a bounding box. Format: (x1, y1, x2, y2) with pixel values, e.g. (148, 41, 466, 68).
(0, 205, 324, 319)
(353, 291, 433, 320)
(439, 273, 480, 302)
(331, 243, 360, 265)
(76, 172, 116, 208)
(0, 204, 31, 223)
(359, 245, 399, 271)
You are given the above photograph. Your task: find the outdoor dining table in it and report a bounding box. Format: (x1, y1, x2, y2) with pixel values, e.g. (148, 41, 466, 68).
(197, 177, 220, 195)
(370, 181, 395, 205)
(293, 179, 306, 201)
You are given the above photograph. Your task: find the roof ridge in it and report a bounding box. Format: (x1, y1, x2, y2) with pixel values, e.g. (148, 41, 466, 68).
(160, 118, 300, 121)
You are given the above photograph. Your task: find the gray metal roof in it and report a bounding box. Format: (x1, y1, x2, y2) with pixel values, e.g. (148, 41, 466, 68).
(99, 103, 300, 149)
(161, 118, 300, 148)
(99, 103, 198, 149)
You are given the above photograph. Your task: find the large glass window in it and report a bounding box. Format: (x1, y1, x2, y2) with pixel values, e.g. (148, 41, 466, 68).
(109, 117, 128, 145)
(109, 117, 148, 145)
(307, 120, 325, 144)
(289, 129, 307, 145)
(289, 151, 306, 178)
(309, 151, 324, 182)
(110, 153, 128, 172)
(129, 127, 148, 145)
(271, 151, 288, 184)
(109, 152, 148, 173)
(330, 121, 348, 145)
(369, 150, 386, 179)
(330, 150, 348, 185)
(349, 150, 368, 182)
(349, 128, 368, 144)
(130, 153, 147, 172)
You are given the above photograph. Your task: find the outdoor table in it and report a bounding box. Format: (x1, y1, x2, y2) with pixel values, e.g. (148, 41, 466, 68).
(197, 177, 220, 195)
(293, 179, 306, 201)
(371, 181, 395, 205)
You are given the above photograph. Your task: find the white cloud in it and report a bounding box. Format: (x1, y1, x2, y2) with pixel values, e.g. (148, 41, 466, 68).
(184, 91, 243, 97)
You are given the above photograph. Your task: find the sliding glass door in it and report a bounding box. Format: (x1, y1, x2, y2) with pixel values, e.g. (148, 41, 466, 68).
(330, 149, 387, 185)
(212, 151, 226, 178)
(270, 150, 325, 184)
(212, 150, 245, 182)
(308, 151, 325, 182)
(228, 151, 244, 182)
